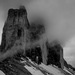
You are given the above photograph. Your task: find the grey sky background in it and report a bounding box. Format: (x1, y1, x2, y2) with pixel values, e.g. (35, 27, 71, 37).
(0, 0, 75, 67)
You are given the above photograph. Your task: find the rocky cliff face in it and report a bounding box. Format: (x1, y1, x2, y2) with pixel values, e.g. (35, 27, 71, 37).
(0, 5, 64, 67)
(46, 41, 64, 69)
(0, 6, 47, 65)
(1, 6, 29, 52)
(0, 6, 74, 75)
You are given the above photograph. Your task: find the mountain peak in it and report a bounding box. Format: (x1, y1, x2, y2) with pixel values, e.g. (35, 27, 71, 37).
(0, 6, 75, 75)
(8, 6, 27, 18)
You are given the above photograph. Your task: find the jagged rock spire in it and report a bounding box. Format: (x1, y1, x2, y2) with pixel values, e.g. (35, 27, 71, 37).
(0, 6, 30, 53)
(46, 40, 64, 69)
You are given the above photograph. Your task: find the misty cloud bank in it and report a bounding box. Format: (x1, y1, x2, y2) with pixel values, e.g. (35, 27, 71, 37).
(0, 0, 75, 67)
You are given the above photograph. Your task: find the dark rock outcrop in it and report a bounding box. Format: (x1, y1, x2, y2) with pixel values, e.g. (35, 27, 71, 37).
(0, 6, 30, 52)
(46, 41, 64, 68)
(26, 46, 42, 64)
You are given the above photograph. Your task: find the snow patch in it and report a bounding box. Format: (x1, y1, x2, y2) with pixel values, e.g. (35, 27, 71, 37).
(64, 67, 73, 75)
(24, 65, 44, 75)
(0, 70, 5, 75)
(39, 63, 64, 75)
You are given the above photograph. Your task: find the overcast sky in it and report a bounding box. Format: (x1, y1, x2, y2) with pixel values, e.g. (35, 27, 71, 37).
(0, 0, 75, 67)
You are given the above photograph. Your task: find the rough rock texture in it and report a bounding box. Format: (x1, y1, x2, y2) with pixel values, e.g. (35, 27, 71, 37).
(0, 59, 32, 75)
(26, 46, 42, 64)
(0, 6, 30, 53)
(46, 41, 64, 69)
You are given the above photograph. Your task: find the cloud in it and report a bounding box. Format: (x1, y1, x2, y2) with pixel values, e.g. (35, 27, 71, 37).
(25, 0, 75, 45)
(0, 0, 75, 44)
(64, 37, 75, 67)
